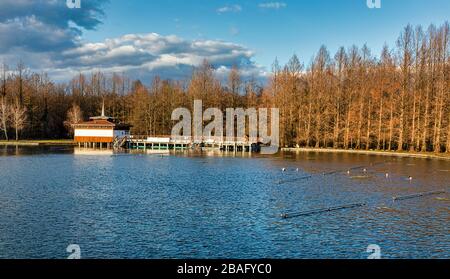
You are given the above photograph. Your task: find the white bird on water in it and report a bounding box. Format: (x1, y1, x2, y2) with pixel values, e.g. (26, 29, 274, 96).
(282, 168, 287, 172)
(408, 176, 413, 181)
(347, 170, 351, 175)
(385, 173, 389, 178)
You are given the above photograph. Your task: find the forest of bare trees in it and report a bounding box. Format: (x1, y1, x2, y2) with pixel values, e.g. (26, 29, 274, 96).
(0, 23, 449, 152)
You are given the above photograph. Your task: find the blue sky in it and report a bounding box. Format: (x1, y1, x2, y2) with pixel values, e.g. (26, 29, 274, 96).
(0, 0, 449, 82)
(84, 0, 450, 67)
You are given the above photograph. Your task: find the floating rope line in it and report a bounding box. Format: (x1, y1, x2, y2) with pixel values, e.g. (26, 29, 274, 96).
(276, 175, 313, 185)
(350, 175, 372, 179)
(392, 190, 447, 201)
(281, 203, 366, 219)
(322, 162, 386, 176)
(321, 166, 363, 175)
(321, 169, 346, 176)
(276, 162, 386, 185)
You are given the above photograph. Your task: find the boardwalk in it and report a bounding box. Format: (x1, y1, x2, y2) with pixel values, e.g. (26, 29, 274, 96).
(126, 136, 262, 152)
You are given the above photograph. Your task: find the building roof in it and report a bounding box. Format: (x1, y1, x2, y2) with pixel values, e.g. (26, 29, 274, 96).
(73, 119, 132, 130)
(74, 119, 116, 127)
(71, 100, 131, 130)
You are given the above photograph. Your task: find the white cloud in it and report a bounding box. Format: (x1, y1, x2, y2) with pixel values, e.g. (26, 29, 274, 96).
(258, 2, 287, 9)
(0, 1, 268, 82)
(0, 0, 107, 52)
(12, 32, 267, 82)
(217, 5, 242, 14)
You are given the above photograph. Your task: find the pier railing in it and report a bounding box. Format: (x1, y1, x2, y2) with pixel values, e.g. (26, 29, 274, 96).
(128, 135, 261, 145)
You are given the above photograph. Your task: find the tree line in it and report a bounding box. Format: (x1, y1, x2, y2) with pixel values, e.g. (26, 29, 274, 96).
(0, 22, 449, 153)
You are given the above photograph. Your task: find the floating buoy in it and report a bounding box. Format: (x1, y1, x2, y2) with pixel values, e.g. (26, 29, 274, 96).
(296, 168, 299, 172)
(363, 168, 367, 173)
(347, 170, 351, 175)
(385, 173, 389, 178)
(408, 176, 413, 181)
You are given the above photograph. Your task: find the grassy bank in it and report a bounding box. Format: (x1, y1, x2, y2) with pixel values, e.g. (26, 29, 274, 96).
(0, 140, 75, 146)
(282, 148, 450, 161)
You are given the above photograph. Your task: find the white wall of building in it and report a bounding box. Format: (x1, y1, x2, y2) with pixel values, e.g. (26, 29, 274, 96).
(75, 129, 114, 138)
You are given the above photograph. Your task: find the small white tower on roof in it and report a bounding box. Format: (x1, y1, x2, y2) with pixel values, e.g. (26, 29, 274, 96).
(101, 99, 105, 118)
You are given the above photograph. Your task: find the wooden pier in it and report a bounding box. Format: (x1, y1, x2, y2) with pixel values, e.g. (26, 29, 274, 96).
(126, 136, 262, 152)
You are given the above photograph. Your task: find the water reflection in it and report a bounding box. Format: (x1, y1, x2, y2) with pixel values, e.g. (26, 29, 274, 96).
(0, 146, 448, 259)
(74, 148, 114, 156)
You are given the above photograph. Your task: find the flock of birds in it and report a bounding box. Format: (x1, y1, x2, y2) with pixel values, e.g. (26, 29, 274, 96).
(281, 167, 413, 181)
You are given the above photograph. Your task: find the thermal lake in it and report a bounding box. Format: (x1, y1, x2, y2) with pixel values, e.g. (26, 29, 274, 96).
(0, 146, 448, 259)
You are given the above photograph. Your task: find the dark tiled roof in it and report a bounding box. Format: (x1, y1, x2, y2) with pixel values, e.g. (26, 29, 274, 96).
(73, 119, 115, 127)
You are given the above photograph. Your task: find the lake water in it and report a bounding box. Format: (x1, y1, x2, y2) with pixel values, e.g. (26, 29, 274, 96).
(0, 146, 448, 259)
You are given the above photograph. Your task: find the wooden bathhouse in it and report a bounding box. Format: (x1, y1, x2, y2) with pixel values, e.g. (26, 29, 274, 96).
(72, 103, 131, 149)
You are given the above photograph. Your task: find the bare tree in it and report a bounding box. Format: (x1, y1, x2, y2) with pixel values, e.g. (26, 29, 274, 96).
(64, 103, 84, 135)
(10, 98, 27, 141)
(0, 96, 10, 140)
(0, 63, 9, 140)
(397, 24, 414, 151)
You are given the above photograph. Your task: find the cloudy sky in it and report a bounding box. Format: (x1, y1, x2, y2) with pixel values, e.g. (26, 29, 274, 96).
(0, 0, 449, 82)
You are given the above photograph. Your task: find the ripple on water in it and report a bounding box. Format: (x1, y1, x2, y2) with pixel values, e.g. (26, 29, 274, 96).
(0, 147, 448, 259)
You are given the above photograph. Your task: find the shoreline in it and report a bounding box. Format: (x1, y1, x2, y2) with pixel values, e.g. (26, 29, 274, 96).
(1, 140, 450, 161)
(282, 148, 450, 161)
(0, 140, 76, 146)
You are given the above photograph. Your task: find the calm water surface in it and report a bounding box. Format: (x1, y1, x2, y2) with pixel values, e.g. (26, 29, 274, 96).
(0, 146, 448, 259)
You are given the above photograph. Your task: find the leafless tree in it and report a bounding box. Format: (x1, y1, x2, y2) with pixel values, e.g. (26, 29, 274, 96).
(10, 98, 27, 141)
(0, 64, 9, 140)
(64, 103, 84, 135)
(0, 96, 10, 140)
